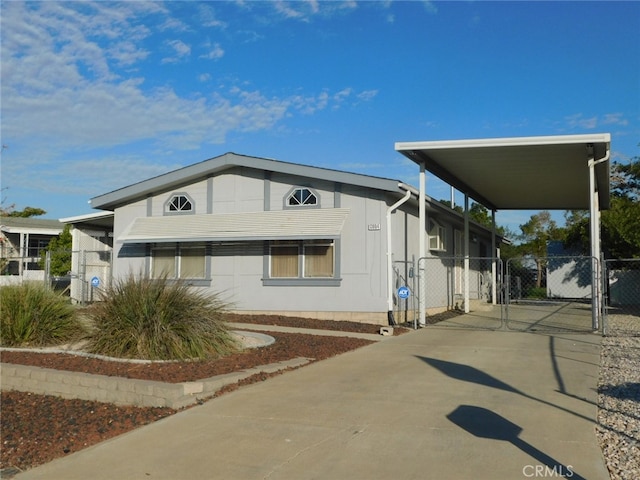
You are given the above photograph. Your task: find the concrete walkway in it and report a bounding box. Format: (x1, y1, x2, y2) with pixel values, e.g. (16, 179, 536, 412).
(14, 324, 608, 480)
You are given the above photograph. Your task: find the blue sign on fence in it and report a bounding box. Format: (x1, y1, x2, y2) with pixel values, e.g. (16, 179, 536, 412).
(91, 276, 100, 288)
(397, 286, 410, 299)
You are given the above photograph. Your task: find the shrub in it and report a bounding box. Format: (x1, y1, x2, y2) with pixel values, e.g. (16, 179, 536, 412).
(85, 273, 239, 360)
(525, 287, 547, 299)
(0, 283, 84, 347)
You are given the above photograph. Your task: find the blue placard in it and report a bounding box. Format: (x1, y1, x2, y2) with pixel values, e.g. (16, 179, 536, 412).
(91, 276, 100, 287)
(397, 286, 410, 299)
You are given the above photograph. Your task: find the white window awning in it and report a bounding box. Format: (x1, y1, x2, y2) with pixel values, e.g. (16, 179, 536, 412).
(118, 208, 350, 244)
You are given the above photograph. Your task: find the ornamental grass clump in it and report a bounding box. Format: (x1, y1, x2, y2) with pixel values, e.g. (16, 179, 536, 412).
(0, 282, 85, 347)
(85, 274, 239, 361)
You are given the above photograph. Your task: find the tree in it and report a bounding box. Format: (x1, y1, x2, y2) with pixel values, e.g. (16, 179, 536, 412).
(438, 199, 463, 214)
(517, 211, 562, 288)
(438, 199, 511, 237)
(0, 205, 47, 217)
(564, 157, 640, 259)
(40, 225, 73, 276)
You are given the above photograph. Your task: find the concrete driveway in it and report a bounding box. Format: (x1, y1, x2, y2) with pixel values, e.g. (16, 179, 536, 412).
(14, 324, 608, 480)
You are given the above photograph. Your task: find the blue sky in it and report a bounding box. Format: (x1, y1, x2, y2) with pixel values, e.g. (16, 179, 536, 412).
(1, 1, 638, 233)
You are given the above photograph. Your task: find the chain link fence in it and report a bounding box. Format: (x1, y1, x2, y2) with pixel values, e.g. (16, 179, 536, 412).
(43, 249, 112, 304)
(505, 256, 598, 332)
(419, 256, 503, 330)
(392, 259, 418, 328)
(603, 259, 640, 337)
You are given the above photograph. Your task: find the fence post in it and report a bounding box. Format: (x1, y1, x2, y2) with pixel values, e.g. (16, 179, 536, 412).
(590, 256, 600, 331)
(44, 250, 51, 289)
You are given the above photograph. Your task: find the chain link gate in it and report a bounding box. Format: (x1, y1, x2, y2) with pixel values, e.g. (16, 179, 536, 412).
(392, 258, 417, 328)
(603, 259, 640, 337)
(45, 249, 112, 304)
(505, 256, 600, 332)
(418, 256, 504, 330)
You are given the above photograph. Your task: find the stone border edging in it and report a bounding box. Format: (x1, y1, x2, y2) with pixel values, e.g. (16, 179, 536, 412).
(0, 331, 275, 364)
(0, 356, 311, 409)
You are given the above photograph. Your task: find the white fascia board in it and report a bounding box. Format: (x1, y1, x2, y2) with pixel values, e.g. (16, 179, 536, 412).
(0, 226, 62, 235)
(395, 133, 611, 152)
(60, 212, 114, 224)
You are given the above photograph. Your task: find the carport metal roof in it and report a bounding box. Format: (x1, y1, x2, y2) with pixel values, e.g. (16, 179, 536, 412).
(395, 133, 611, 211)
(394, 133, 611, 330)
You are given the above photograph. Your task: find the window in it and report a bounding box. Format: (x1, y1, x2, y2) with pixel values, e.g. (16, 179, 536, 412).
(165, 194, 194, 214)
(151, 244, 205, 279)
(270, 241, 299, 278)
(151, 247, 176, 278)
(286, 187, 318, 207)
(429, 219, 446, 251)
(269, 240, 334, 278)
(304, 242, 334, 277)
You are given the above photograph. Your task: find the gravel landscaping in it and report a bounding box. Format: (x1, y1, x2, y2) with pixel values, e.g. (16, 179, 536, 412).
(596, 316, 640, 480)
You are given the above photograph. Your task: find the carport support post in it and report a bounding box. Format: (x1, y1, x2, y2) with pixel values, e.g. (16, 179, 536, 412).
(491, 209, 497, 306)
(588, 153, 601, 331)
(464, 194, 470, 313)
(419, 162, 426, 326)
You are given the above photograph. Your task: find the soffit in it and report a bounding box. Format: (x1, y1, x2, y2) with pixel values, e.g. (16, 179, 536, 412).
(395, 134, 611, 211)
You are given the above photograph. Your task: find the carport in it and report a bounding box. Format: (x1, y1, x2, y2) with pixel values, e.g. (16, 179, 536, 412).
(395, 133, 611, 330)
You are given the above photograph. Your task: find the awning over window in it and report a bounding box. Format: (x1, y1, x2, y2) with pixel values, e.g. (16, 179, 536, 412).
(118, 208, 350, 244)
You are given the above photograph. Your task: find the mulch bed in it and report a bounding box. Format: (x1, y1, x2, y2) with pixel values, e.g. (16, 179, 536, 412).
(1, 314, 417, 475)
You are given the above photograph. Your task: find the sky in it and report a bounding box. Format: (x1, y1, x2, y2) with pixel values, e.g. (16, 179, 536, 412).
(1, 0, 639, 233)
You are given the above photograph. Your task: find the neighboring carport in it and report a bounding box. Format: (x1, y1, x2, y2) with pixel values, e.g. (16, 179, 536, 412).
(395, 133, 611, 330)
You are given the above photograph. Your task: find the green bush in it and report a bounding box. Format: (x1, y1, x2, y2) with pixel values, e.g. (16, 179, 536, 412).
(0, 283, 84, 347)
(85, 274, 239, 361)
(525, 287, 547, 299)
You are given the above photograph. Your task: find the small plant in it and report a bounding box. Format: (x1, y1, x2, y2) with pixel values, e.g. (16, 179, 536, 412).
(85, 273, 239, 360)
(0, 282, 84, 347)
(525, 287, 547, 299)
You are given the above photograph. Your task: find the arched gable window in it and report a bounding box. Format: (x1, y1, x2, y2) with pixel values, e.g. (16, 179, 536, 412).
(286, 187, 318, 207)
(165, 193, 194, 214)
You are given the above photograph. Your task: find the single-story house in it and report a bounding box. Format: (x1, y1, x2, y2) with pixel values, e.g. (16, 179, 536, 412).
(70, 152, 504, 324)
(0, 216, 63, 282)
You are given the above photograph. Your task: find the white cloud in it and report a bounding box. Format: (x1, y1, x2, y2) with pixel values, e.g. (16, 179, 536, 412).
(422, 1, 438, 14)
(333, 88, 353, 103)
(564, 112, 630, 130)
(565, 113, 598, 130)
(162, 39, 191, 63)
(602, 113, 629, 126)
(271, 0, 356, 22)
(200, 43, 225, 60)
(1, 2, 376, 172)
(197, 4, 228, 29)
(274, 1, 307, 20)
(357, 90, 379, 102)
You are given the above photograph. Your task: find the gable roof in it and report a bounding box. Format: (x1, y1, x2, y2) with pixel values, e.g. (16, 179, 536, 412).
(90, 152, 402, 212)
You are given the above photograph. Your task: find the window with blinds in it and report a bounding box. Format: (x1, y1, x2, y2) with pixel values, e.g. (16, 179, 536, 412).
(270, 240, 334, 278)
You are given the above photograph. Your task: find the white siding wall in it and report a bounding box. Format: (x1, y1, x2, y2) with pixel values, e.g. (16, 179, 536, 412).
(212, 168, 265, 213)
(108, 165, 500, 322)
